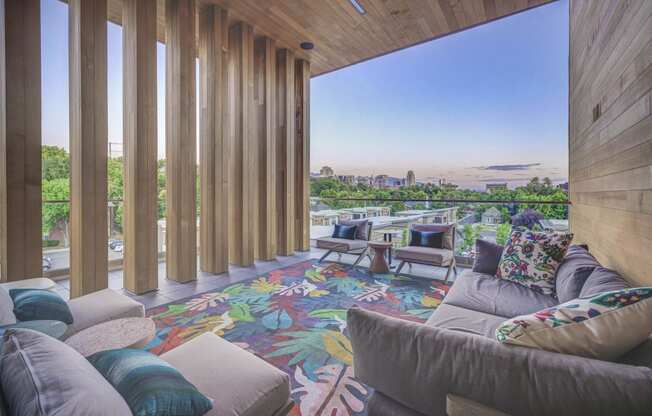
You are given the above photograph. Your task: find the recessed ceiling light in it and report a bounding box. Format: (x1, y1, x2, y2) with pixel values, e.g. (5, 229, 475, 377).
(348, 0, 366, 15)
(300, 42, 314, 50)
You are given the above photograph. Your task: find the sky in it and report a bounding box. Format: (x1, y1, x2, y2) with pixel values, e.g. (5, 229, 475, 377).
(41, 0, 569, 191)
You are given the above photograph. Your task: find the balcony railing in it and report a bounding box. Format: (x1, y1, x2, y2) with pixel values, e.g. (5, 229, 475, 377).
(310, 197, 570, 266)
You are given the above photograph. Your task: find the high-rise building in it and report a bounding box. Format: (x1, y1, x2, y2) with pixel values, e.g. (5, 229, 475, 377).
(320, 166, 334, 177)
(406, 170, 416, 186)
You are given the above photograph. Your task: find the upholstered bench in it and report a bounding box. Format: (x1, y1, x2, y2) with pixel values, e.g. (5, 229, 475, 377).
(161, 332, 293, 416)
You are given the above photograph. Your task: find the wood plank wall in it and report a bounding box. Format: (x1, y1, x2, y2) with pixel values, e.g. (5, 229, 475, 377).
(199, 4, 229, 274)
(122, 0, 158, 294)
(0, 0, 42, 282)
(253, 37, 277, 261)
(165, 0, 197, 282)
(294, 59, 310, 252)
(569, 0, 652, 286)
(69, 0, 108, 297)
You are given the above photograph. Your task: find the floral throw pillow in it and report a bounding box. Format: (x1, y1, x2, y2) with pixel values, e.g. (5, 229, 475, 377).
(496, 287, 652, 359)
(497, 228, 573, 295)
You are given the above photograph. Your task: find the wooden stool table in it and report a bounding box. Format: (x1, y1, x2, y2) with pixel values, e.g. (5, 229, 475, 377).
(368, 241, 392, 273)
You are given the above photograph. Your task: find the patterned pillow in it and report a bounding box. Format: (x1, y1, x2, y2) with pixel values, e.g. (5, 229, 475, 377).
(9, 289, 74, 324)
(88, 349, 213, 416)
(497, 228, 573, 295)
(496, 287, 652, 359)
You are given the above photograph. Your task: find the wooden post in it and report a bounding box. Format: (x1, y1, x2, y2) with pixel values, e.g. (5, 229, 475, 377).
(199, 5, 229, 274)
(0, 0, 42, 282)
(122, 0, 158, 294)
(69, 0, 108, 297)
(227, 22, 255, 267)
(165, 0, 197, 282)
(253, 37, 277, 260)
(276, 49, 295, 256)
(294, 59, 310, 251)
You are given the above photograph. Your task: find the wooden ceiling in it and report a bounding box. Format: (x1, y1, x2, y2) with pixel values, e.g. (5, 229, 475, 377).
(101, 0, 555, 77)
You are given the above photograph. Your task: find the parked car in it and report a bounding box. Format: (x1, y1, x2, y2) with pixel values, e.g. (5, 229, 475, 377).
(42, 256, 52, 272)
(109, 239, 123, 251)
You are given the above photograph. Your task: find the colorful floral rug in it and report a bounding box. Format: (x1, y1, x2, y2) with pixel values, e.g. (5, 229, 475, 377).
(146, 260, 450, 416)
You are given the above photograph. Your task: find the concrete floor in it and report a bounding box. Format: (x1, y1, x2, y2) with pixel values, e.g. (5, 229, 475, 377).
(53, 248, 460, 309)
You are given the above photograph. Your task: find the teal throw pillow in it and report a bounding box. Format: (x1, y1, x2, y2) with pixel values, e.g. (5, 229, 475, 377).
(88, 349, 213, 416)
(9, 289, 74, 324)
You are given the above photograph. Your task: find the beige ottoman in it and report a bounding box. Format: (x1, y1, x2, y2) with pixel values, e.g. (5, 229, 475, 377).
(161, 332, 293, 416)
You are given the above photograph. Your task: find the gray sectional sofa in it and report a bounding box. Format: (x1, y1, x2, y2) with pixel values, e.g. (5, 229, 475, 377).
(348, 245, 652, 416)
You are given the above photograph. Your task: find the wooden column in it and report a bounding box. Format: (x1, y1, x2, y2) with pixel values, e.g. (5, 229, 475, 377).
(227, 22, 255, 266)
(122, 0, 157, 294)
(294, 59, 310, 251)
(276, 49, 295, 256)
(199, 5, 229, 274)
(165, 0, 196, 282)
(0, 0, 41, 282)
(253, 37, 276, 260)
(69, 0, 108, 297)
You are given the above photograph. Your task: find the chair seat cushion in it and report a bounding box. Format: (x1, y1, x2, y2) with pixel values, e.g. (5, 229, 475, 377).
(316, 237, 367, 251)
(65, 288, 145, 338)
(425, 303, 505, 337)
(160, 332, 291, 416)
(394, 246, 453, 265)
(443, 271, 558, 318)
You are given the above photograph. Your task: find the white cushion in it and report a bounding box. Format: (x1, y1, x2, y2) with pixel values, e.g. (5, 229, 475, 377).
(161, 332, 291, 416)
(0, 286, 16, 325)
(496, 287, 652, 359)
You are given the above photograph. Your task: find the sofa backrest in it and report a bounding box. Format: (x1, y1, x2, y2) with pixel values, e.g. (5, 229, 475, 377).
(580, 266, 631, 298)
(554, 245, 602, 302)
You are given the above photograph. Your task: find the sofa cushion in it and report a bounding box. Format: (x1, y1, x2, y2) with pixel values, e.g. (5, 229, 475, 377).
(497, 228, 573, 295)
(9, 289, 74, 324)
(496, 287, 652, 359)
(554, 245, 601, 302)
(1, 328, 131, 416)
(472, 239, 503, 276)
(160, 332, 291, 416)
(65, 288, 145, 337)
(88, 349, 213, 416)
(316, 237, 368, 252)
(425, 303, 505, 337)
(340, 219, 370, 240)
(443, 271, 558, 318)
(394, 246, 453, 265)
(580, 267, 630, 298)
(0, 287, 16, 325)
(412, 224, 454, 250)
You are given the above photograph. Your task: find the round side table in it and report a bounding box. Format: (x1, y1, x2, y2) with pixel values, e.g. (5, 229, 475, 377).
(65, 317, 156, 357)
(368, 241, 392, 273)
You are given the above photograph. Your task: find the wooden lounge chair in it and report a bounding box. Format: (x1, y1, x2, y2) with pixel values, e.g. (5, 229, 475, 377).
(394, 223, 458, 282)
(316, 219, 372, 268)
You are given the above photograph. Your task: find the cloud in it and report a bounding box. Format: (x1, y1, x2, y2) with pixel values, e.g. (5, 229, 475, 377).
(477, 163, 541, 171)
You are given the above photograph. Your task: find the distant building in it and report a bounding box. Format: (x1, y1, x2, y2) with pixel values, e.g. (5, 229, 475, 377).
(356, 176, 373, 186)
(311, 210, 340, 226)
(320, 166, 334, 177)
(365, 206, 391, 218)
(482, 207, 503, 225)
(486, 183, 508, 192)
(373, 174, 389, 188)
(406, 170, 416, 186)
(558, 182, 569, 192)
(396, 207, 458, 224)
(337, 174, 355, 185)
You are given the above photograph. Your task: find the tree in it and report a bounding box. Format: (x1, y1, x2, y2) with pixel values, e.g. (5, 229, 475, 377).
(42, 145, 69, 181)
(495, 223, 511, 246)
(42, 178, 70, 246)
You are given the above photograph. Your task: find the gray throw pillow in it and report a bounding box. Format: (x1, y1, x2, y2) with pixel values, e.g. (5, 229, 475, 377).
(580, 267, 630, 298)
(0, 287, 16, 325)
(472, 239, 503, 276)
(340, 219, 369, 240)
(1, 328, 131, 416)
(554, 245, 601, 302)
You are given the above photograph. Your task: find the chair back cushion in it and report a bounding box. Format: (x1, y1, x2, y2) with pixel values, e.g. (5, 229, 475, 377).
(0, 287, 16, 325)
(409, 230, 443, 249)
(9, 289, 74, 324)
(331, 224, 357, 240)
(411, 224, 454, 250)
(340, 219, 370, 240)
(496, 287, 652, 359)
(1, 328, 131, 416)
(472, 239, 504, 276)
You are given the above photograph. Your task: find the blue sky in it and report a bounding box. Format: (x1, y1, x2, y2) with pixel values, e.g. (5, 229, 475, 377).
(41, 0, 568, 191)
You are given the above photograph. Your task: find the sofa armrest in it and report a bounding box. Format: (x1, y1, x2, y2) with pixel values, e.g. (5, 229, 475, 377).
(347, 307, 652, 416)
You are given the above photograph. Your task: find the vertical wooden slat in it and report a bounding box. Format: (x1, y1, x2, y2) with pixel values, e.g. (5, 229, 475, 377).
(69, 0, 108, 297)
(0, 0, 41, 283)
(199, 5, 229, 274)
(165, 0, 197, 282)
(253, 37, 277, 260)
(276, 49, 295, 256)
(294, 59, 310, 251)
(123, 0, 157, 294)
(227, 22, 255, 267)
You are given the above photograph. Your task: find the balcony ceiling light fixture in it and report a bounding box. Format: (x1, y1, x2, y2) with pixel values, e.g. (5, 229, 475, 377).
(348, 0, 366, 15)
(300, 42, 314, 50)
